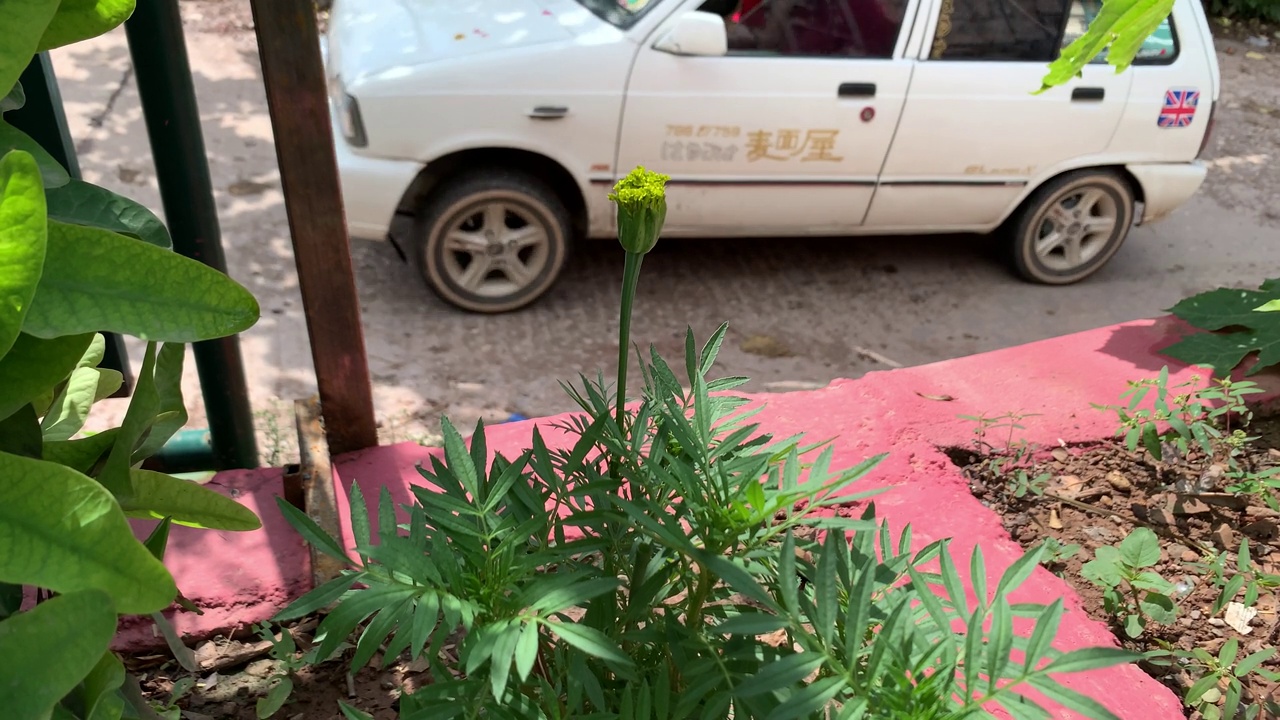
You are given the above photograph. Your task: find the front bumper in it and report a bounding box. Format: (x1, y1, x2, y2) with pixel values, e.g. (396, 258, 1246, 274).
(329, 99, 422, 240)
(1126, 161, 1208, 226)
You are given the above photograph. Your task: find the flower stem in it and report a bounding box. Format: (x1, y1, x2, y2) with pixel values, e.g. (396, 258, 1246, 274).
(615, 250, 644, 433)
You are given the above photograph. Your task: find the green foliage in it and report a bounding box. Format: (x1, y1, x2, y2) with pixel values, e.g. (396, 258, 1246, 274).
(1162, 279, 1280, 377)
(1038, 537, 1083, 567)
(1094, 367, 1262, 467)
(1151, 639, 1280, 720)
(0, 149, 47, 357)
(1040, 0, 1174, 91)
(1191, 539, 1280, 616)
(0, 589, 118, 719)
(1081, 528, 1178, 638)
(0, 0, 263, 717)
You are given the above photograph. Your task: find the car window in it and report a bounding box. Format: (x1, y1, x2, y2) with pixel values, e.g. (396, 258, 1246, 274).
(928, 0, 1072, 62)
(1059, 0, 1178, 63)
(575, 0, 663, 28)
(697, 0, 910, 59)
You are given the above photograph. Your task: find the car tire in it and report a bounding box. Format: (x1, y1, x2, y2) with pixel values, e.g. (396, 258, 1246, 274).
(412, 171, 572, 313)
(1009, 169, 1135, 285)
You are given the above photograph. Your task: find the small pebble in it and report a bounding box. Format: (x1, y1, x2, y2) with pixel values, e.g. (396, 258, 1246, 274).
(1190, 609, 1202, 620)
(1181, 549, 1200, 562)
(1208, 618, 1226, 627)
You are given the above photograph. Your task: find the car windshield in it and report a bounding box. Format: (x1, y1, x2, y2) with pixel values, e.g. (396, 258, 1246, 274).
(573, 0, 662, 28)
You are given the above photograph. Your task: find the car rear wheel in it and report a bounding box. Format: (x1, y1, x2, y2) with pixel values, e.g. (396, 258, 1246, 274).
(412, 171, 571, 313)
(1009, 170, 1135, 285)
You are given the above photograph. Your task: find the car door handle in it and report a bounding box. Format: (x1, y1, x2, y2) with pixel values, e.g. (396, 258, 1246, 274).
(528, 106, 569, 119)
(838, 83, 876, 98)
(1071, 87, 1105, 102)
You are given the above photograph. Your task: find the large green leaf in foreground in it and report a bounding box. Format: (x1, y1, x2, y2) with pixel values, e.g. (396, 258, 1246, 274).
(0, 150, 47, 358)
(0, 589, 117, 720)
(1161, 279, 1280, 376)
(122, 469, 262, 531)
(0, 0, 60, 102)
(1040, 0, 1173, 91)
(23, 220, 259, 342)
(37, 0, 136, 52)
(0, 451, 176, 613)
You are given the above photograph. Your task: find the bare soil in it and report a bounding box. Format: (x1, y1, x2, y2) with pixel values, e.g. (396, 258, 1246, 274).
(953, 415, 1280, 719)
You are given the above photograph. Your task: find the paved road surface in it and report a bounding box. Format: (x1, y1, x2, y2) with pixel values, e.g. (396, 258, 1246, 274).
(51, 3, 1280, 462)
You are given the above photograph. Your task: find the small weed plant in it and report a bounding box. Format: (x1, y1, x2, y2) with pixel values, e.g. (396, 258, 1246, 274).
(1081, 528, 1178, 639)
(1094, 367, 1263, 469)
(270, 168, 1137, 719)
(1150, 638, 1280, 720)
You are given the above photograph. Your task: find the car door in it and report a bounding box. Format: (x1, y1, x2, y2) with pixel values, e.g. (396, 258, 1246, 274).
(614, 0, 920, 237)
(865, 0, 1134, 230)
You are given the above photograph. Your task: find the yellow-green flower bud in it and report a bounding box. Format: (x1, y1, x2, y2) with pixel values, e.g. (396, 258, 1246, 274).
(608, 165, 669, 255)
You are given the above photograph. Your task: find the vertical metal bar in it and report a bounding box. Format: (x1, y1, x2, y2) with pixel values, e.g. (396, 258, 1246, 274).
(248, 0, 379, 455)
(123, 0, 258, 470)
(7, 53, 134, 398)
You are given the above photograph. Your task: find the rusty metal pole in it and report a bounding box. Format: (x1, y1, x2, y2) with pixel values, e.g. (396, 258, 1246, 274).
(248, 0, 379, 455)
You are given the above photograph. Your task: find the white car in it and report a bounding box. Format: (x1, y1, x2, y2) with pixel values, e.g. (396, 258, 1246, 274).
(324, 0, 1219, 313)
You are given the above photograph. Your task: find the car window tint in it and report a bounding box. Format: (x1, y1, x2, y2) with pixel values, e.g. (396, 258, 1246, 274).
(1059, 0, 1178, 63)
(697, 0, 910, 58)
(929, 0, 1072, 62)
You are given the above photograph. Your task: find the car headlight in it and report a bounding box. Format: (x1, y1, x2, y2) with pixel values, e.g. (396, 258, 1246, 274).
(328, 75, 368, 148)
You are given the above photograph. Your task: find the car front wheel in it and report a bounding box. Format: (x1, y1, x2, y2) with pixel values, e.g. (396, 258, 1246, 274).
(412, 171, 571, 313)
(1009, 170, 1135, 285)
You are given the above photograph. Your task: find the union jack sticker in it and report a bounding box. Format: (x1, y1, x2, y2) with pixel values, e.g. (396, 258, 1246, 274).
(1158, 88, 1199, 128)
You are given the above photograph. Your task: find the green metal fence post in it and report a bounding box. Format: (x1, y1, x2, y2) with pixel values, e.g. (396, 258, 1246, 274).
(7, 53, 134, 398)
(124, 0, 259, 470)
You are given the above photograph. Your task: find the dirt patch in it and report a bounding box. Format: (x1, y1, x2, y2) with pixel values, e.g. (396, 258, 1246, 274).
(953, 413, 1280, 718)
(127, 620, 444, 719)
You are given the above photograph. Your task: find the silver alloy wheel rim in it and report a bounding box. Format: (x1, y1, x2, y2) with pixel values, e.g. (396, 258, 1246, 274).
(1031, 186, 1119, 272)
(439, 200, 551, 298)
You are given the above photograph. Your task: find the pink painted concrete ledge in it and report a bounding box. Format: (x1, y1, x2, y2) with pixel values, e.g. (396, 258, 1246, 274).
(120, 315, 1280, 719)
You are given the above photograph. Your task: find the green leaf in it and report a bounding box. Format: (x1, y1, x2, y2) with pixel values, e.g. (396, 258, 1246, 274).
(1162, 281, 1280, 376)
(273, 572, 359, 622)
(528, 576, 620, 614)
(142, 516, 172, 560)
(514, 619, 539, 683)
(545, 620, 634, 669)
(41, 333, 110, 440)
(1023, 599, 1065, 670)
(24, 220, 259, 342)
(0, 331, 92, 420)
(1138, 592, 1176, 625)
(1124, 613, 1144, 638)
(46, 178, 170, 248)
(274, 495, 352, 565)
(255, 676, 293, 719)
(82, 649, 126, 720)
(0, 589, 118, 719)
(0, 0, 60, 108)
(1, 82, 24, 114)
(0, 451, 176, 613)
(764, 675, 844, 720)
(1039, 0, 1172, 93)
(1119, 528, 1161, 568)
(736, 652, 827, 698)
(42, 427, 117, 473)
(716, 612, 789, 635)
(97, 342, 162, 498)
(129, 341, 186, 462)
(0, 402, 42, 458)
(119, 469, 261, 530)
(1043, 646, 1141, 675)
(338, 702, 376, 720)
(0, 582, 22, 620)
(1081, 547, 1123, 587)
(38, 0, 135, 51)
(1130, 571, 1174, 594)
(152, 611, 199, 671)
(0, 123, 69, 189)
(0, 150, 47, 358)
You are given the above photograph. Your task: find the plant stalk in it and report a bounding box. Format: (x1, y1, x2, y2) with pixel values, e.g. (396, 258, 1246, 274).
(615, 250, 644, 434)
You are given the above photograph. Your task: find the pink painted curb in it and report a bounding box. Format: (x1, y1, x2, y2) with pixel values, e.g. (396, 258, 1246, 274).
(125, 316, 1280, 719)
